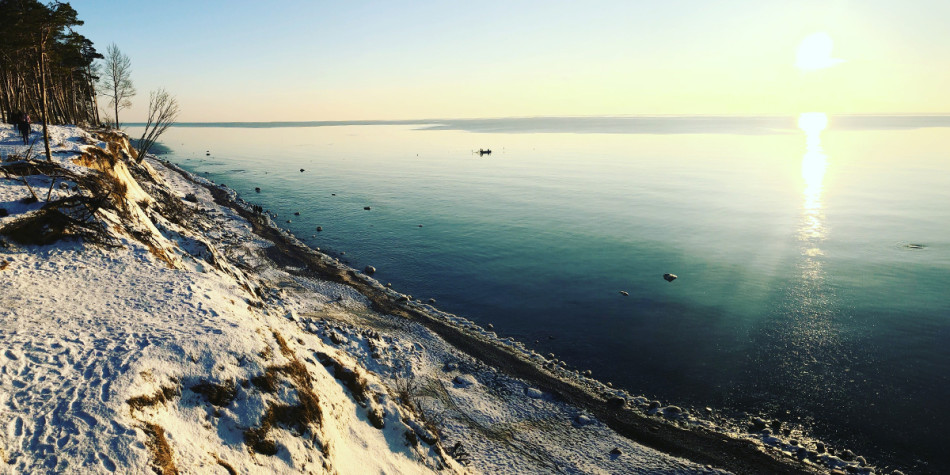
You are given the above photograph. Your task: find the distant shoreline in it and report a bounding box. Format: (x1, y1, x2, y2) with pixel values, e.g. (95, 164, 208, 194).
(127, 114, 950, 135)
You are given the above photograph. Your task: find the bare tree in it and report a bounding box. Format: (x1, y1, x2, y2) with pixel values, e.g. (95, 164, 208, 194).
(135, 88, 179, 162)
(99, 43, 135, 129)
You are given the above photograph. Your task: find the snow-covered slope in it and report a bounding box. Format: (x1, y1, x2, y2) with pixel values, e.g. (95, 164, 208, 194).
(1, 125, 865, 474)
(0, 125, 463, 473)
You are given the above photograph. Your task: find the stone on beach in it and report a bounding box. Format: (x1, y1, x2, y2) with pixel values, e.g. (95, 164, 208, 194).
(607, 396, 626, 407)
(453, 374, 477, 388)
(526, 388, 543, 398)
(662, 406, 683, 418)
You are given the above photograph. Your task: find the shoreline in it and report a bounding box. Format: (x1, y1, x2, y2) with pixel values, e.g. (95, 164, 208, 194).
(0, 124, 879, 473)
(159, 158, 846, 475)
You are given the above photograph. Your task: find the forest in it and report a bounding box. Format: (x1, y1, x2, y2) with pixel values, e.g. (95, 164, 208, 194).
(0, 0, 101, 126)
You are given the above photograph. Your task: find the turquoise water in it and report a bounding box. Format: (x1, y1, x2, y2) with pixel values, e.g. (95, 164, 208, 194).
(133, 116, 950, 472)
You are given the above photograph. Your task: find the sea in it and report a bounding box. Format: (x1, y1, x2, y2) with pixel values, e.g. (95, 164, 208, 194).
(129, 115, 950, 473)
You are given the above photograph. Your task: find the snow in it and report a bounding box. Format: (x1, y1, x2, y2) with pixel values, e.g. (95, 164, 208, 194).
(0, 124, 744, 473)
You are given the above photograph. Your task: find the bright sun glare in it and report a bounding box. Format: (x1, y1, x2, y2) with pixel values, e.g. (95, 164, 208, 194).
(796, 32, 842, 71)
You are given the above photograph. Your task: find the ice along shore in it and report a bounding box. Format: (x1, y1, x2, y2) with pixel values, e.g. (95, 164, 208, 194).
(0, 124, 874, 474)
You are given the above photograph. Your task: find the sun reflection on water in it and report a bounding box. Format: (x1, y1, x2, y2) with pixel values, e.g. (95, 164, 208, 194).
(798, 113, 828, 244)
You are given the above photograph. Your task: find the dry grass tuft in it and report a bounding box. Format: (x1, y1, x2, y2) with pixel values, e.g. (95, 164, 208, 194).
(316, 352, 371, 406)
(127, 385, 180, 414)
(212, 454, 237, 475)
(316, 351, 386, 429)
(250, 366, 282, 393)
(244, 331, 324, 456)
(142, 422, 179, 475)
(92, 130, 135, 161)
(74, 145, 117, 170)
(191, 380, 238, 407)
(272, 330, 294, 359)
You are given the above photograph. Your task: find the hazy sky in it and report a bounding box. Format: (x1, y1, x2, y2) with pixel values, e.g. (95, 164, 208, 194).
(71, 0, 950, 122)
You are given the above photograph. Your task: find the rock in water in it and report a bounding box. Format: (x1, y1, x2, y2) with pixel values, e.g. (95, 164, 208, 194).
(364, 206, 371, 210)
(299, 168, 305, 172)
(255, 187, 261, 193)
(619, 290, 629, 296)
(663, 273, 677, 282)
(316, 226, 323, 232)
(364, 265, 376, 274)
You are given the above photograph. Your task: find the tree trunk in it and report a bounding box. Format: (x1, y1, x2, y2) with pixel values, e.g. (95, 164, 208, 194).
(39, 51, 52, 161)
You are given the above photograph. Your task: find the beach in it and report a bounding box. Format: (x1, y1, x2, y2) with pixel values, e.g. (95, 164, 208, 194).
(0, 124, 881, 473)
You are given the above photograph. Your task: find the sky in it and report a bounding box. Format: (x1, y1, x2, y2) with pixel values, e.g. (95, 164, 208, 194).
(70, 0, 950, 122)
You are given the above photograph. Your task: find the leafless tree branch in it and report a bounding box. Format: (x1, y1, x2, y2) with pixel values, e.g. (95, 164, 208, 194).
(135, 88, 179, 162)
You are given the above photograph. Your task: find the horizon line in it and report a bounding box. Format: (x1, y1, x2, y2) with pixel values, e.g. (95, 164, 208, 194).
(125, 112, 950, 127)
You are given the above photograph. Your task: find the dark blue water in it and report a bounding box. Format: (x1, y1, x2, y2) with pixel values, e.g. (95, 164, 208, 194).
(133, 115, 950, 472)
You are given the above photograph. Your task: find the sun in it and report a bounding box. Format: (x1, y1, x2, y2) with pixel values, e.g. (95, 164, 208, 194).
(796, 32, 843, 71)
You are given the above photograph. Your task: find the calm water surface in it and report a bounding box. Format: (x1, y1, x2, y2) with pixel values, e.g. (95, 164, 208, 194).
(132, 116, 950, 472)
